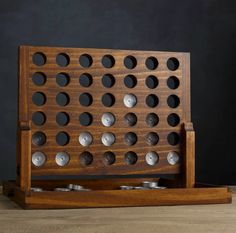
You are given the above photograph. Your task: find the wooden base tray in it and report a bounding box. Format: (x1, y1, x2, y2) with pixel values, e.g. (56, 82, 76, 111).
(3, 179, 232, 209)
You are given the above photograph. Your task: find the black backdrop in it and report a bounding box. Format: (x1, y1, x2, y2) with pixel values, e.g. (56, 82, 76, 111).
(0, 0, 236, 184)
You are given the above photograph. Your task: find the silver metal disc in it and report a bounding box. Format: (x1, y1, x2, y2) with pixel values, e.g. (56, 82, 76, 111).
(167, 151, 180, 165)
(55, 152, 70, 166)
(30, 187, 43, 192)
(54, 187, 71, 192)
(101, 112, 115, 127)
(123, 94, 137, 108)
(79, 132, 93, 146)
(73, 185, 84, 191)
(32, 151, 46, 167)
(120, 185, 134, 190)
(145, 151, 159, 166)
(134, 186, 149, 190)
(142, 181, 158, 188)
(101, 132, 115, 146)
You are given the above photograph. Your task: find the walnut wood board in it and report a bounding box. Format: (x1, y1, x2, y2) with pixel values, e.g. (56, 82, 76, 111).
(19, 46, 190, 176)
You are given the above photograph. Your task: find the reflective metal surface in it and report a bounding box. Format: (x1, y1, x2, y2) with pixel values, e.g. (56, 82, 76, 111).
(55, 152, 70, 166)
(142, 181, 158, 188)
(167, 151, 180, 165)
(54, 187, 71, 192)
(123, 94, 137, 108)
(120, 185, 134, 190)
(32, 151, 46, 167)
(101, 112, 115, 127)
(30, 187, 43, 192)
(79, 132, 93, 146)
(145, 151, 159, 166)
(101, 132, 115, 146)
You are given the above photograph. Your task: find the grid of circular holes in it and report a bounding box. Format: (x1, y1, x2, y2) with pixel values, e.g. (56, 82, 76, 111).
(102, 93, 115, 107)
(32, 92, 46, 106)
(32, 111, 46, 126)
(145, 132, 159, 146)
(167, 76, 180, 89)
(125, 151, 138, 165)
(56, 53, 70, 67)
(79, 93, 93, 106)
(32, 72, 46, 86)
(102, 55, 115, 68)
(124, 112, 137, 126)
(79, 112, 93, 126)
(32, 52, 46, 66)
(32, 131, 46, 146)
(167, 57, 179, 71)
(146, 94, 159, 108)
(145, 56, 158, 70)
(124, 56, 137, 69)
(146, 113, 159, 127)
(79, 73, 93, 87)
(167, 95, 180, 108)
(56, 92, 70, 106)
(123, 94, 137, 108)
(124, 132, 137, 146)
(102, 74, 115, 88)
(56, 73, 70, 87)
(79, 54, 93, 68)
(56, 112, 70, 126)
(103, 151, 116, 165)
(146, 75, 158, 89)
(80, 151, 93, 166)
(56, 131, 70, 146)
(124, 75, 137, 88)
(167, 132, 180, 146)
(167, 113, 180, 127)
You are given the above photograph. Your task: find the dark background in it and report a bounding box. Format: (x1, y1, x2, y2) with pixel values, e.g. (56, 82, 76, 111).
(0, 0, 235, 184)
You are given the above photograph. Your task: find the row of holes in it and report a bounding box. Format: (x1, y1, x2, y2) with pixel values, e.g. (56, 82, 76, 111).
(33, 52, 180, 71)
(32, 92, 180, 108)
(32, 72, 180, 90)
(32, 131, 180, 147)
(32, 111, 180, 127)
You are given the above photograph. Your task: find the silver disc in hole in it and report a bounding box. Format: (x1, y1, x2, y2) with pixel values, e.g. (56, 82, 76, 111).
(167, 151, 180, 165)
(101, 132, 115, 146)
(145, 151, 159, 166)
(32, 151, 46, 167)
(123, 94, 137, 108)
(79, 132, 93, 146)
(101, 112, 115, 127)
(55, 152, 70, 166)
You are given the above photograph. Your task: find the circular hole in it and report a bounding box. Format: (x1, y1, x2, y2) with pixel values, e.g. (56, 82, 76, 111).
(79, 132, 93, 146)
(102, 74, 115, 88)
(79, 112, 93, 126)
(32, 112, 46, 126)
(124, 151, 138, 165)
(124, 132, 137, 146)
(79, 93, 93, 106)
(167, 57, 179, 71)
(103, 151, 116, 165)
(124, 56, 137, 69)
(56, 53, 70, 67)
(167, 132, 180, 146)
(102, 55, 115, 68)
(167, 76, 180, 89)
(56, 92, 70, 106)
(146, 113, 159, 127)
(145, 132, 159, 145)
(32, 92, 46, 106)
(102, 93, 115, 107)
(32, 72, 46, 86)
(79, 73, 93, 87)
(146, 94, 159, 108)
(32, 151, 46, 167)
(56, 131, 70, 146)
(80, 151, 93, 166)
(167, 151, 180, 165)
(167, 95, 180, 108)
(124, 113, 137, 126)
(101, 112, 115, 127)
(32, 52, 46, 66)
(167, 113, 180, 127)
(56, 73, 70, 87)
(123, 94, 137, 108)
(79, 54, 93, 67)
(145, 151, 159, 166)
(101, 132, 115, 146)
(145, 57, 158, 70)
(124, 75, 137, 88)
(32, 131, 46, 146)
(56, 112, 70, 126)
(145, 75, 158, 89)
(55, 152, 70, 166)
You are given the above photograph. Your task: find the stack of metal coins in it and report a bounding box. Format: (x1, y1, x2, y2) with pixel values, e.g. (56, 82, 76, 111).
(119, 181, 166, 190)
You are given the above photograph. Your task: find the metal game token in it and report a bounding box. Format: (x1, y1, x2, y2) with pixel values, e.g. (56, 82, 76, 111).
(32, 151, 46, 167)
(54, 188, 71, 192)
(145, 151, 159, 166)
(120, 185, 134, 190)
(30, 187, 43, 192)
(55, 152, 70, 166)
(79, 132, 93, 146)
(101, 132, 115, 146)
(123, 94, 137, 108)
(101, 112, 115, 127)
(167, 151, 180, 165)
